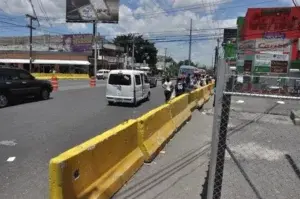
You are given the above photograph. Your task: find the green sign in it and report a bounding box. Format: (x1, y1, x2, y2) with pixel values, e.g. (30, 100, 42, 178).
(254, 65, 270, 73)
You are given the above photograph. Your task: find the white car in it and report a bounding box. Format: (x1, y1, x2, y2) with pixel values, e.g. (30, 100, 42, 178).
(96, 69, 110, 80)
(106, 70, 151, 106)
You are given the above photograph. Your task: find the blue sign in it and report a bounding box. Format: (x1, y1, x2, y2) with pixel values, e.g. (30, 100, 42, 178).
(263, 32, 286, 39)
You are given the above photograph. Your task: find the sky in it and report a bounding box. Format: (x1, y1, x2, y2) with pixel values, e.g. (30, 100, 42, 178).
(0, 0, 296, 66)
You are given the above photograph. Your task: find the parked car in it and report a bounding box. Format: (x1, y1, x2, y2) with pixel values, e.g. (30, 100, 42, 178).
(0, 68, 53, 108)
(148, 76, 157, 88)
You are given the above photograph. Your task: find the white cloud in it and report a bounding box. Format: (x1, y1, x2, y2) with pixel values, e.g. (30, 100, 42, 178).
(0, 0, 238, 65)
(97, 0, 236, 65)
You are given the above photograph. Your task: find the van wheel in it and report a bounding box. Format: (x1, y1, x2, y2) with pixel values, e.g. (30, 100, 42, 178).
(0, 92, 9, 108)
(146, 92, 151, 101)
(108, 101, 114, 106)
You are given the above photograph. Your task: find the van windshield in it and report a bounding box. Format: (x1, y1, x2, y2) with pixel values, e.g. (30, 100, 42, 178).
(108, 74, 131, 85)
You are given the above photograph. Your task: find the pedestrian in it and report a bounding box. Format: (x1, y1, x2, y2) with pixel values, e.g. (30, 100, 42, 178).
(162, 76, 174, 102)
(175, 76, 186, 97)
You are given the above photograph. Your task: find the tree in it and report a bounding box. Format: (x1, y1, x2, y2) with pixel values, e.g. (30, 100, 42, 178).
(113, 34, 158, 70)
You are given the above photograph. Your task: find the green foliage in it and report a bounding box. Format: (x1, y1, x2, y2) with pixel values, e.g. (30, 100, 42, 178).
(113, 34, 158, 71)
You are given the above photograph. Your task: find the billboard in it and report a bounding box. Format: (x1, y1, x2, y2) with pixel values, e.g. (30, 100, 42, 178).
(255, 39, 291, 53)
(66, 0, 119, 23)
(243, 7, 300, 40)
(62, 34, 93, 52)
(223, 28, 237, 44)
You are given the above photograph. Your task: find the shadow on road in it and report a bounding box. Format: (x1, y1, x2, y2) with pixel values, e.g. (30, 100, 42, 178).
(114, 144, 211, 199)
(285, 154, 300, 180)
(3, 97, 54, 109)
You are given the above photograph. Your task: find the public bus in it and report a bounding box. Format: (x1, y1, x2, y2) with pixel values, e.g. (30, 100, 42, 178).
(178, 65, 206, 77)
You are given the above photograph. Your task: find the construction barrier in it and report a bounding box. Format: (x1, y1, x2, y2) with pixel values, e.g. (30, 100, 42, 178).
(168, 93, 191, 129)
(188, 88, 200, 111)
(203, 85, 210, 103)
(49, 83, 215, 199)
(51, 76, 58, 91)
(137, 104, 176, 162)
(90, 77, 96, 88)
(49, 120, 144, 199)
(197, 87, 205, 108)
(33, 73, 89, 80)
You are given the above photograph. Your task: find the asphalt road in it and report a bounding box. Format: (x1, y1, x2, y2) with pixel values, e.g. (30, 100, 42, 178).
(221, 96, 300, 199)
(57, 79, 107, 91)
(0, 84, 165, 199)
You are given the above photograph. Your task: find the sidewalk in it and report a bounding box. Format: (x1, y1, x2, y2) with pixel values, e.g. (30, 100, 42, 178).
(113, 99, 214, 199)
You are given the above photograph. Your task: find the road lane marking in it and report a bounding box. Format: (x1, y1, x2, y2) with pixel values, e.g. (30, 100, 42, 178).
(0, 140, 17, 146)
(277, 101, 285, 104)
(7, 157, 16, 162)
(236, 100, 244, 104)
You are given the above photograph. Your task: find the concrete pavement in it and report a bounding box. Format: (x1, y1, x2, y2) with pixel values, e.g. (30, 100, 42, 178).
(114, 96, 300, 199)
(113, 100, 214, 199)
(0, 85, 165, 199)
(222, 96, 300, 199)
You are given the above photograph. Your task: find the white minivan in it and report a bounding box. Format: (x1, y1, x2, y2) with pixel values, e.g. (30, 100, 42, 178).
(106, 70, 151, 106)
(96, 69, 110, 80)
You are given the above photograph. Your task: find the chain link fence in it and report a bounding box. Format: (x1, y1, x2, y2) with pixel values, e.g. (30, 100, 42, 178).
(207, 59, 300, 199)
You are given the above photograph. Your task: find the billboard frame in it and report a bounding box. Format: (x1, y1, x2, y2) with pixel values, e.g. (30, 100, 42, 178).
(66, 0, 120, 23)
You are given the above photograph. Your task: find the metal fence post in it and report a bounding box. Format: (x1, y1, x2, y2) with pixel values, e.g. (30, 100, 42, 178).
(207, 58, 234, 199)
(211, 76, 233, 199)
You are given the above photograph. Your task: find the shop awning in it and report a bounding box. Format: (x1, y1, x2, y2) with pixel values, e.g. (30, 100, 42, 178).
(33, 59, 90, 65)
(0, 59, 90, 65)
(0, 59, 30, 63)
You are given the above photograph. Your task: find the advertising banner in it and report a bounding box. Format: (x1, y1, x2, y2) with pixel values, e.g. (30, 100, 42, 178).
(223, 28, 237, 44)
(270, 60, 288, 73)
(62, 34, 93, 52)
(255, 39, 291, 53)
(66, 0, 119, 23)
(255, 53, 289, 61)
(238, 40, 255, 53)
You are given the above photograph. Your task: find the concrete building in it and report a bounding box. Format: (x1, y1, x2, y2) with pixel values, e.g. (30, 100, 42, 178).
(0, 34, 125, 75)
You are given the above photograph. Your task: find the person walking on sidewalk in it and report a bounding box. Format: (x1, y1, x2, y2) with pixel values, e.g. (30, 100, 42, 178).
(162, 76, 174, 102)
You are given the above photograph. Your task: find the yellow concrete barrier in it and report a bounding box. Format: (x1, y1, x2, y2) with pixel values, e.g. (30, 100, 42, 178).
(137, 104, 176, 162)
(168, 94, 191, 129)
(188, 89, 199, 111)
(49, 120, 144, 199)
(33, 73, 89, 80)
(196, 87, 205, 107)
(203, 85, 210, 103)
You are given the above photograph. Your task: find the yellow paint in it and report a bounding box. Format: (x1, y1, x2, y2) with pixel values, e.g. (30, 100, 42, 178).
(137, 104, 176, 162)
(168, 94, 191, 129)
(49, 120, 144, 199)
(32, 73, 89, 80)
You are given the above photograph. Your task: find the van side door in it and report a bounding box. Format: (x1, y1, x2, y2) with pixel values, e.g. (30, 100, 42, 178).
(142, 74, 150, 98)
(134, 74, 143, 101)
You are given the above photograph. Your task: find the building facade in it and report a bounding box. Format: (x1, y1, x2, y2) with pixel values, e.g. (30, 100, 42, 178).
(237, 7, 300, 75)
(0, 34, 124, 74)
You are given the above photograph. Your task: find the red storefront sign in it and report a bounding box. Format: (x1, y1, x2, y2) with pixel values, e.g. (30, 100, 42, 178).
(241, 7, 300, 60)
(270, 60, 288, 73)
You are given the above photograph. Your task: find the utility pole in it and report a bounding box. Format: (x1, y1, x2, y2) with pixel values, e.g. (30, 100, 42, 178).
(26, 14, 37, 73)
(100, 34, 104, 69)
(214, 38, 220, 76)
(93, 21, 98, 77)
(164, 48, 167, 74)
(188, 18, 192, 66)
(132, 37, 135, 70)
